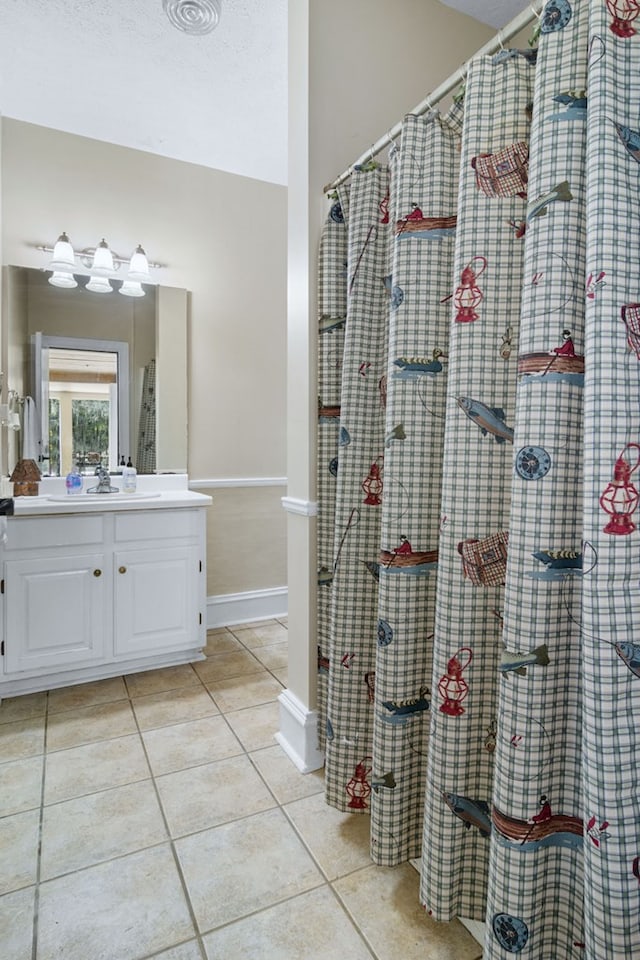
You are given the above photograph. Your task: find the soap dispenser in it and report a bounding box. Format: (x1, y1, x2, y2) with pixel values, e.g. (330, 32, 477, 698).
(65, 464, 83, 495)
(122, 457, 137, 493)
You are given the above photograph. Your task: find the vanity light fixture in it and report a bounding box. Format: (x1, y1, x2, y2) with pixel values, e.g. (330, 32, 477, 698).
(49, 271, 78, 289)
(40, 235, 164, 297)
(47, 232, 78, 289)
(86, 238, 115, 293)
(118, 244, 151, 297)
(86, 274, 114, 294)
(127, 245, 152, 284)
(90, 239, 115, 278)
(118, 281, 145, 298)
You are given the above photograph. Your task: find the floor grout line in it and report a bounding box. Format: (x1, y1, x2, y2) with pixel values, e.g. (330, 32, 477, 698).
(127, 677, 208, 960)
(31, 689, 50, 960)
(2, 619, 480, 960)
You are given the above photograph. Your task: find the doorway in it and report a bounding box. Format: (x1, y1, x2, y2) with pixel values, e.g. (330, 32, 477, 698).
(33, 335, 129, 476)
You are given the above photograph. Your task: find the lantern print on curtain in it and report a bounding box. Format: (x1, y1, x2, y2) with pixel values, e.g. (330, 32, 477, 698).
(323, 167, 391, 812)
(316, 1, 640, 955)
(420, 50, 535, 923)
(581, 0, 640, 955)
(370, 105, 462, 866)
(484, 1, 588, 956)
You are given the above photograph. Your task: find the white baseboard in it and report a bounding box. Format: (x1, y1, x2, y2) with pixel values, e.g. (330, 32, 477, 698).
(206, 586, 288, 629)
(281, 496, 318, 516)
(275, 688, 324, 773)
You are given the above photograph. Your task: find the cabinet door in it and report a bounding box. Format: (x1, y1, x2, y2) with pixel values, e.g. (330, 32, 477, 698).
(4, 554, 107, 675)
(114, 546, 198, 657)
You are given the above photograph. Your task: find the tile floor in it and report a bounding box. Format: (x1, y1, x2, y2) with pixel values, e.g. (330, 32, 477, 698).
(0, 617, 483, 960)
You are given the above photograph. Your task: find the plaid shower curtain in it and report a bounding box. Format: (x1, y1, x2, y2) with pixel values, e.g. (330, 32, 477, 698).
(317, 2, 640, 956)
(136, 358, 156, 474)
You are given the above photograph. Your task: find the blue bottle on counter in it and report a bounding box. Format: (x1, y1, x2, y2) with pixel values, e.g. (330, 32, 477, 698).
(65, 465, 83, 495)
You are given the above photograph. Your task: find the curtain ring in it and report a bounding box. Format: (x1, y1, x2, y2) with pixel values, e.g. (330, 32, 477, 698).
(369, 143, 376, 162)
(530, 2, 541, 19)
(497, 29, 505, 51)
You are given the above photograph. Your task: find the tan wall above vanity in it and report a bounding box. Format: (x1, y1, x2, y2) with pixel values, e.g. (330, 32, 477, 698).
(0, 117, 287, 600)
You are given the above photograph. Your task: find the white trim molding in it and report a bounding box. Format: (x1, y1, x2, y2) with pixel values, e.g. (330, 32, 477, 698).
(275, 688, 324, 773)
(207, 586, 288, 628)
(189, 477, 287, 490)
(281, 496, 318, 516)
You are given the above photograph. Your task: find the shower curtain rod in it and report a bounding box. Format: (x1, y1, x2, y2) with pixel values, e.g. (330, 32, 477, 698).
(323, 1, 543, 193)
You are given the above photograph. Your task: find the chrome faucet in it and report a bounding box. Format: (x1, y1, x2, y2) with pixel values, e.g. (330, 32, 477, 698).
(87, 466, 119, 494)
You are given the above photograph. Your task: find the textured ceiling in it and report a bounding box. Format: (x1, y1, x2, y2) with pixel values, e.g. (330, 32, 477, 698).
(0, 0, 288, 185)
(439, 0, 531, 28)
(0, 1, 524, 186)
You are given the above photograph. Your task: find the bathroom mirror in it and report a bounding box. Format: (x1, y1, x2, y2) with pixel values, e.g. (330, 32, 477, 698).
(2, 266, 188, 476)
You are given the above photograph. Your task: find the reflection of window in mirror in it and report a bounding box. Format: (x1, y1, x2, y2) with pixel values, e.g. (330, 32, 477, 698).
(34, 336, 129, 476)
(3, 266, 188, 477)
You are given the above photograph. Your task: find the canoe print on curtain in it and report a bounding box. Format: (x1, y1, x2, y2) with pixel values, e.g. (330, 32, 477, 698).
(420, 51, 535, 920)
(484, 2, 588, 957)
(370, 105, 462, 866)
(324, 167, 391, 812)
(317, 1, 640, 955)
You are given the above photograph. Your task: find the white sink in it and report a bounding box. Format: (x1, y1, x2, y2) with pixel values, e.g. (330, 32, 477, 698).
(47, 492, 162, 502)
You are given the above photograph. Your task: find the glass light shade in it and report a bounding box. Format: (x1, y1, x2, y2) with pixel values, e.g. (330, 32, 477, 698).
(118, 280, 145, 298)
(48, 232, 76, 272)
(86, 276, 113, 294)
(91, 239, 114, 277)
(127, 245, 152, 283)
(48, 271, 78, 289)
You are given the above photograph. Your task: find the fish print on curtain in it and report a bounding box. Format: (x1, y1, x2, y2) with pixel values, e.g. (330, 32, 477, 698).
(317, 188, 349, 751)
(420, 51, 535, 920)
(582, 1, 640, 955)
(370, 106, 463, 866)
(485, 3, 588, 957)
(324, 167, 391, 811)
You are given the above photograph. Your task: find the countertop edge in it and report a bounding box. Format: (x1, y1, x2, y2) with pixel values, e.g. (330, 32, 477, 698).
(10, 490, 213, 517)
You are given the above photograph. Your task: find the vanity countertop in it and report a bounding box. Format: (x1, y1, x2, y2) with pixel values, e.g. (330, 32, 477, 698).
(8, 475, 212, 517)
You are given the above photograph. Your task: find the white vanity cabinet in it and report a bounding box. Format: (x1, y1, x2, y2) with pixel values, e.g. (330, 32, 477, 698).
(112, 510, 200, 658)
(5, 550, 108, 674)
(0, 498, 208, 698)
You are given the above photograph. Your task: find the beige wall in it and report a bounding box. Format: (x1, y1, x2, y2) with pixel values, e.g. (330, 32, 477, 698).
(286, 0, 494, 707)
(204, 486, 287, 597)
(1, 119, 287, 597)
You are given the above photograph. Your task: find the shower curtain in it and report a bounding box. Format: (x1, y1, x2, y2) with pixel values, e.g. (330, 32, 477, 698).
(317, 2, 640, 957)
(137, 358, 156, 474)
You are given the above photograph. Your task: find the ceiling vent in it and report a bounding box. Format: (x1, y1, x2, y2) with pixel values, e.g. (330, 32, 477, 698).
(163, 0, 221, 35)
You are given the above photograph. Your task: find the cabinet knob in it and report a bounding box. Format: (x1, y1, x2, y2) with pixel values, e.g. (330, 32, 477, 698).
(119, 566, 127, 574)
(93, 569, 102, 577)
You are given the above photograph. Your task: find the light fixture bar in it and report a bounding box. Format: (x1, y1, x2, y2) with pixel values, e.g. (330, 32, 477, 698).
(35, 244, 165, 270)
